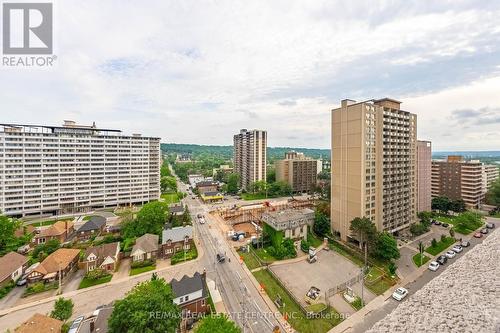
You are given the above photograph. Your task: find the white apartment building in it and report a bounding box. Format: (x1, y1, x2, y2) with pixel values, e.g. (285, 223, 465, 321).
(0, 121, 160, 217)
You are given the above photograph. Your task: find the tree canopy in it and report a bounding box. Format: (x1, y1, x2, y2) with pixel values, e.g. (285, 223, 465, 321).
(372, 232, 400, 261)
(486, 177, 500, 207)
(313, 210, 330, 237)
(194, 315, 241, 333)
(122, 201, 168, 238)
(108, 277, 181, 333)
(349, 217, 377, 250)
(50, 297, 74, 322)
(0, 215, 22, 255)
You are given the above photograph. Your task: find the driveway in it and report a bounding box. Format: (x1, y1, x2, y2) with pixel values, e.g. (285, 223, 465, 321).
(0, 285, 25, 310)
(62, 270, 84, 293)
(408, 225, 450, 250)
(112, 258, 131, 281)
(396, 246, 418, 278)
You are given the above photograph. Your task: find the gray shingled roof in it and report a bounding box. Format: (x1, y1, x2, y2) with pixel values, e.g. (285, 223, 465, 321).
(171, 272, 207, 298)
(132, 233, 159, 253)
(162, 226, 193, 244)
(77, 216, 106, 232)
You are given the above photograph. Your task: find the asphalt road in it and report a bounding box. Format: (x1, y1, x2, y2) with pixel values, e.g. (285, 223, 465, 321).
(179, 180, 283, 333)
(349, 218, 499, 333)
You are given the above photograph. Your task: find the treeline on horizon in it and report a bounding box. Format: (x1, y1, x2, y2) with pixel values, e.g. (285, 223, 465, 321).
(161, 143, 331, 162)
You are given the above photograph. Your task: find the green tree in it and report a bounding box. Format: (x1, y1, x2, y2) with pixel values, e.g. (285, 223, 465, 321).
(432, 196, 451, 214)
(450, 199, 466, 213)
(32, 239, 61, 260)
(349, 217, 377, 250)
(372, 232, 400, 261)
(266, 167, 276, 183)
(50, 297, 74, 322)
(486, 178, 500, 207)
(195, 314, 241, 333)
(431, 238, 437, 248)
(108, 277, 181, 333)
(449, 228, 455, 238)
(181, 205, 191, 225)
(122, 201, 168, 238)
(418, 241, 424, 267)
(388, 261, 397, 276)
(313, 211, 330, 237)
(226, 173, 240, 194)
(161, 176, 177, 193)
(0, 215, 21, 253)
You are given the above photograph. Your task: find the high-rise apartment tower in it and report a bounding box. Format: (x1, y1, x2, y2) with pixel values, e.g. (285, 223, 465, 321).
(233, 129, 267, 189)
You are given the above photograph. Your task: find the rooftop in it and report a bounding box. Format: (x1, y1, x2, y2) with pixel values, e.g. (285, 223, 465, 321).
(0, 252, 28, 282)
(15, 313, 63, 333)
(171, 272, 207, 299)
(162, 226, 193, 244)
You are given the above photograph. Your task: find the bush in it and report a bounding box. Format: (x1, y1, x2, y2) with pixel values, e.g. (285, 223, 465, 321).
(27, 282, 45, 294)
(85, 268, 110, 280)
(171, 247, 198, 265)
(440, 234, 446, 242)
(409, 223, 429, 236)
(431, 238, 437, 248)
(388, 261, 397, 276)
(131, 259, 155, 269)
(0, 281, 15, 299)
(300, 239, 310, 253)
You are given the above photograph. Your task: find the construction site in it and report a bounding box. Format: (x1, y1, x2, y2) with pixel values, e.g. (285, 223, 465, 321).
(209, 198, 315, 241)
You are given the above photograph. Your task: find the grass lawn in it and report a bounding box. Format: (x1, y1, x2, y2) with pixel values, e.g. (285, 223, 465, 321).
(161, 192, 180, 204)
(130, 265, 156, 276)
(253, 269, 343, 333)
(365, 277, 394, 296)
(351, 297, 364, 310)
(435, 213, 482, 235)
(23, 282, 58, 297)
(305, 303, 327, 313)
(308, 229, 323, 248)
(425, 236, 456, 256)
(412, 253, 430, 267)
(253, 248, 276, 264)
(171, 246, 198, 265)
(30, 220, 58, 227)
(364, 267, 383, 284)
(83, 215, 93, 221)
(78, 275, 112, 289)
(241, 193, 268, 200)
(238, 249, 261, 270)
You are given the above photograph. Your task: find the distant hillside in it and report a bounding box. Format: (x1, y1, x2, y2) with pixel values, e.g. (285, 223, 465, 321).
(161, 143, 330, 162)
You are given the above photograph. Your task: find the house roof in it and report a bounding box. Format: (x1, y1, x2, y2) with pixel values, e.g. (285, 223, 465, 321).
(15, 225, 35, 238)
(15, 313, 63, 333)
(162, 226, 193, 244)
(132, 233, 159, 254)
(196, 181, 218, 187)
(77, 216, 106, 232)
(37, 220, 74, 238)
(0, 252, 28, 282)
(84, 242, 120, 261)
(34, 248, 81, 276)
(171, 272, 207, 299)
(169, 204, 184, 214)
(77, 306, 113, 333)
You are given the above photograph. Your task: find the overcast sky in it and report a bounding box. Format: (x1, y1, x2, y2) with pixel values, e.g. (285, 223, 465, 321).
(2, 0, 500, 151)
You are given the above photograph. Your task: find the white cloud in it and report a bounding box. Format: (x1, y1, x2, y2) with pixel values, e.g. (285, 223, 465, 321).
(1, 0, 499, 149)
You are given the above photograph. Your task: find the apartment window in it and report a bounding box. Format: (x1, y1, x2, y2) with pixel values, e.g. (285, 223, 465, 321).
(185, 295, 189, 301)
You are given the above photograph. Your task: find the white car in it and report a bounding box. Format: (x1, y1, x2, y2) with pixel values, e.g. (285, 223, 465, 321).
(445, 250, 456, 259)
(452, 245, 463, 253)
(392, 287, 409, 301)
(428, 261, 440, 271)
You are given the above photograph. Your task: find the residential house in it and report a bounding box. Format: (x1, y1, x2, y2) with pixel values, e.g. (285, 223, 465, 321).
(15, 313, 63, 333)
(27, 248, 80, 284)
(0, 252, 28, 287)
(169, 203, 185, 217)
(261, 208, 315, 241)
(195, 181, 218, 195)
(15, 225, 35, 238)
(76, 305, 114, 333)
(171, 272, 210, 317)
(76, 216, 106, 241)
(81, 242, 120, 273)
(33, 220, 74, 245)
(131, 233, 159, 262)
(161, 226, 194, 258)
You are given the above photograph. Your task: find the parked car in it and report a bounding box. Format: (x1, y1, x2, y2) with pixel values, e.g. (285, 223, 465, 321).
(428, 261, 440, 271)
(473, 232, 483, 238)
(437, 255, 448, 265)
(198, 217, 205, 224)
(485, 223, 495, 229)
(191, 196, 196, 199)
(68, 316, 85, 333)
(16, 277, 27, 286)
(216, 253, 225, 263)
(480, 228, 489, 234)
(452, 245, 463, 253)
(445, 250, 456, 259)
(461, 240, 470, 247)
(434, 221, 441, 226)
(431, 219, 436, 225)
(231, 231, 245, 241)
(392, 287, 409, 301)
(197, 213, 202, 218)
(441, 223, 449, 228)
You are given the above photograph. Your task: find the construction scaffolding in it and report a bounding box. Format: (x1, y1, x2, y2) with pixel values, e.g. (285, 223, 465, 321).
(217, 198, 315, 226)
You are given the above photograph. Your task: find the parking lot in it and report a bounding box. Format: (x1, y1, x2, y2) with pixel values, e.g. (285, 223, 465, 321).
(269, 249, 376, 308)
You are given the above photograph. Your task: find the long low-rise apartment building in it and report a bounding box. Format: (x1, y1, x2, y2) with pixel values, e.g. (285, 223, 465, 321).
(0, 121, 160, 217)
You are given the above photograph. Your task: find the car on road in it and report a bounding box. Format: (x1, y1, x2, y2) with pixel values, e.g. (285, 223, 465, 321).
(428, 261, 440, 271)
(452, 245, 463, 253)
(441, 223, 449, 228)
(485, 223, 495, 229)
(216, 253, 225, 263)
(437, 255, 448, 265)
(445, 250, 456, 259)
(473, 232, 483, 238)
(392, 287, 409, 301)
(197, 213, 203, 218)
(191, 196, 196, 199)
(461, 240, 470, 247)
(434, 220, 441, 226)
(480, 228, 489, 234)
(68, 316, 85, 333)
(198, 217, 205, 224)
